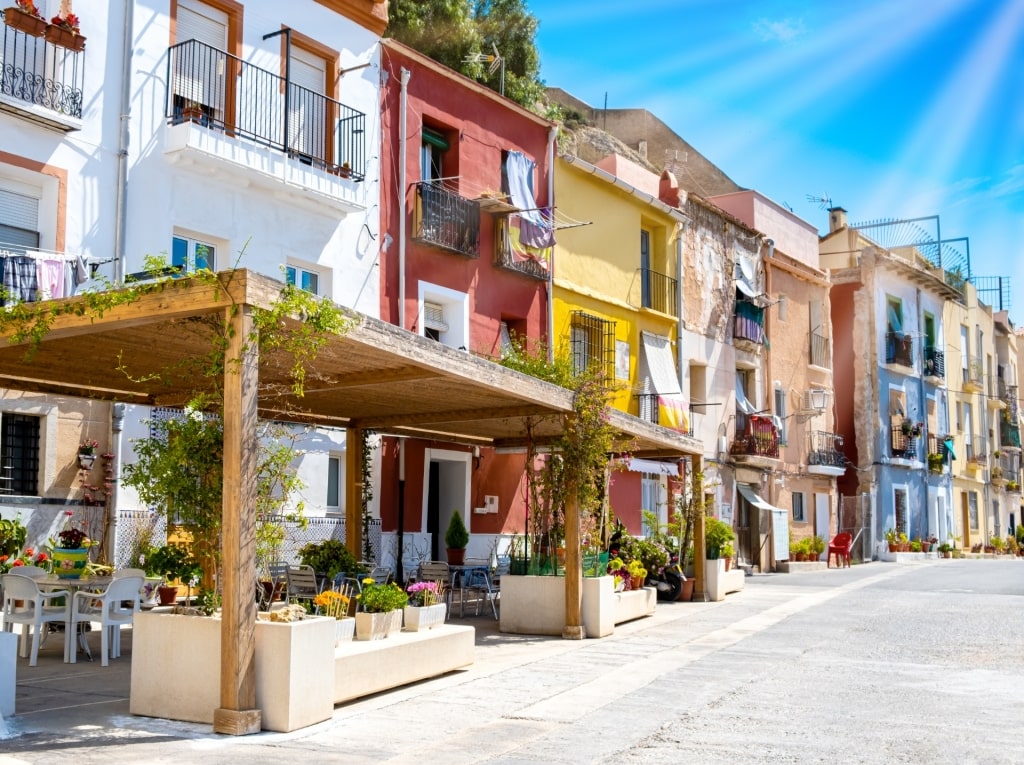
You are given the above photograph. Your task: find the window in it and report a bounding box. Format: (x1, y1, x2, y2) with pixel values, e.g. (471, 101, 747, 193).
(326, 455, 341, 510)
(792, 492, 805, 522)
(968, 491, 978, 530)
(886, 296, 903, 334)
(924, 313, 936, 349)
(960, 325, 970, 381)
(417, 283, 469, 349)
(774, 386, 787, 445)
(286, 265, 320, 295)
(421, 126, 449, 181)
(894, 487, 908, 535)
(640, 229, 652, 308)
(641, 474, 662, 535)
(0, 187, 40, 255)
(0, 413, 40, 496)
(172, 234, 215, 273)
(423, 301, 446, 342)
(569, 311, 616, 378)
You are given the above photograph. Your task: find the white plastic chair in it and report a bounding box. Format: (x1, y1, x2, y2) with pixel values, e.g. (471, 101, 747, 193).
(1, 573, 71, 666)
(6, 565, 47, 579)
(68, 575, 143, 666)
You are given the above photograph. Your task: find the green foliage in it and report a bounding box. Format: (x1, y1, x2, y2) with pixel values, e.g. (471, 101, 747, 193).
(298, 539, 364, 581)
(357, 578, 409, 613)
(704, 517, 735, 559)
(195, 588, 221, 616)
(809, 535, 826, 555)
(147, 544, 202, 584)
(444, 512, 470, 550)
(0, 515, 28, 557)
(720, 542, 735, 559)
(387, 0, 545, 109)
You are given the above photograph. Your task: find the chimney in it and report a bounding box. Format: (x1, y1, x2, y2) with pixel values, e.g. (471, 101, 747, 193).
(828, 207, 848, 233)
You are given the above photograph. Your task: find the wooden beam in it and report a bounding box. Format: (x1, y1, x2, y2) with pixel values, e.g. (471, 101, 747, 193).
(359, 404, 551, 429)
(214, 304, 261, 735)
(0, 374, 152, 401)
(299, 365, 442, 391)
(691, 455, 707, 603)
(345, 427, 363, 561)
(562, 477, 584, 639)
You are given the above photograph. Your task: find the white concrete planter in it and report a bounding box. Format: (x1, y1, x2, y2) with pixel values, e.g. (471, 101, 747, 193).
(403, 603, 447, 631)
(704, 559, 726, 602)
(334, 616, 355, 644)
(355, 609, 403, 640)
(130, 611, 335, 732)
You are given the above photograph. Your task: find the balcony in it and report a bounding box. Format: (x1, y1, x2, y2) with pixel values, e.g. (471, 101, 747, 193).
(922, 346, 944, 381)
(638, 268, 678, 317)
(999, 382, 1019, 419)
(962, 356, 984, 392)
(965, 436, 987, 471)
(730, 412, 780, 467)
(494, 216, 548, 280)
(889, 424, 919, 461)
(0, 9, 84, 129)
(994, 451, 1021, 488)
(412, 181, 480, 258)
(809, 331, 831, 369)
(885, 331, 914, 368)
(807, 431, 845, 476)
(163, 40, 366, 200)
(926, 433, 952, 474)
(1000, 418, 1021, 450)
(733, 297, 765, 349)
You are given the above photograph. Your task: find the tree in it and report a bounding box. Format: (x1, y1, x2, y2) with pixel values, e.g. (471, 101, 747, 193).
(387, 0, 545, 109)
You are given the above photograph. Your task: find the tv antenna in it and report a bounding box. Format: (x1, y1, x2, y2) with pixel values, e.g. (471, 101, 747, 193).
(463, 42, 505, 96)
(806, 192, 833, 210)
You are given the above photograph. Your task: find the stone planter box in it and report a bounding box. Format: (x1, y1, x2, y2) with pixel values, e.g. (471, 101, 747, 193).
(130, 611, 335, 732)
(355, 609, 402, 640)
(703, 559, 746, 601)
(403, 603, 447, 631)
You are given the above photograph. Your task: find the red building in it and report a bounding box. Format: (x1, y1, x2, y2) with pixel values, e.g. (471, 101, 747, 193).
(377, 40, 556, 576)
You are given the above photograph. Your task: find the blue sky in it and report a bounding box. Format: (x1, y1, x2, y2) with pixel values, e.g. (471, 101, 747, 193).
(528, 0, 1024, 326)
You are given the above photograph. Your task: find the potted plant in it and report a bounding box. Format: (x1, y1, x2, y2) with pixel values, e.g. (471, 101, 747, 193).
(297, 538, 364, 584)
(720, 541, 735, 571)
(147, 543, 202, 606)
(48, 510, 94, 578)
(4, 1, 46, 37)
(44, 11, 85, 51)
(313, 586, 355, 644)
(704, 516, 735, 560)
(0, 514, 27, 558)
(444, 511, 469, 566)
(927, 452, 944, 473)
(403, 580, 447, 631)
(354, 577, 408, 640)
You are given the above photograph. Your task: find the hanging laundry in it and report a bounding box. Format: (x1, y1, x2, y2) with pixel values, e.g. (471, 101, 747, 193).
(2, 256, 38, 303)
(37, 258, 65, 300)
(505, 151, 555, 249)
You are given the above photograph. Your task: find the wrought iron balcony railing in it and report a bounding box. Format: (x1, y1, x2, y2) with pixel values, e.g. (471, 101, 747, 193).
(963, 356, 984, 389)
(165, 39, 366, 180)
(494, 217, 548, 280)
(730, 412, 779, 459)
(885, 331, 914, 367)
(889, 425, 918, 459)
(923, 346, 945, 379)
(412, 181, 480, 258)
(1000, 419, 1021, 449)
(809, 331, 831, 368)
(1, 9, 84, 119)
(808, 430, 844, 468)
(639, 268, 678, 317)
(966, 436, 987, 464)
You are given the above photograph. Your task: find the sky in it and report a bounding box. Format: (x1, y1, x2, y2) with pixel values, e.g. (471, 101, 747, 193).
(527, 0, 1024, 327)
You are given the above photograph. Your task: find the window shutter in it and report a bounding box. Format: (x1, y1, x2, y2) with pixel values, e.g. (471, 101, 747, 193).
(0, 189, 39, 230)
(177, 1, 228, 46)
(424, 302, 448, 332)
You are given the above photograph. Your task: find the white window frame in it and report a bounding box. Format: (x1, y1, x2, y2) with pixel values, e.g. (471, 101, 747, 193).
(0, 169, 58, 254)
(171, 231, 219, 274)
(286, 263, 321, 295)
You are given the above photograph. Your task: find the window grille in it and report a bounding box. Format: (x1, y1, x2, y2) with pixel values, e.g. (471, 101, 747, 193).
(569, 311, 616, 379)
(0, 413, 40, 496)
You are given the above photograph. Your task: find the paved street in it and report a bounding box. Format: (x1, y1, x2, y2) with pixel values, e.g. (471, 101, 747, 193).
(3, 559, 1022, 764)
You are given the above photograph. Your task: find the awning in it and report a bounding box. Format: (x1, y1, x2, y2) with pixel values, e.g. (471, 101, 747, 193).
(627, 457, 680, 476)
(639, 331, 681, 395)
(737, 483, 783, 512)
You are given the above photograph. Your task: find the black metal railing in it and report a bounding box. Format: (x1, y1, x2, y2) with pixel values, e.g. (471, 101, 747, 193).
(1000, 419, 1021, 449)
(1, 9, 84, 118)
(639, 268, 678, 316)
(165, 39, 366, 180)
(890, 425, 918, 459)
(808, 430, 844, 468)
(810, 331, 831, 368)
(885, 331, 914, 367)
(731, 412, 779, 458)
(412, 181, 480, 257)
(923, 346, 944, 379)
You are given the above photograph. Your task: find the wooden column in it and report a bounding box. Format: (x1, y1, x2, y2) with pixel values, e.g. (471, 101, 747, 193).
(213, 304, 261, 736)
(562, 480, 584, 639)
(691, 454, 708, 602)
(345, 427, 363, 560)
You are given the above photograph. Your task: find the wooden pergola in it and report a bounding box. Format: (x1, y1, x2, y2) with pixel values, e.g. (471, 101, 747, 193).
(0, 270, 703, 734)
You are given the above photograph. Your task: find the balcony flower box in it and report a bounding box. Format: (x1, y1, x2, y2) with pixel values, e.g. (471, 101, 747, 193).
(4, 6, 46, 36)
(44, 21, 85, 51)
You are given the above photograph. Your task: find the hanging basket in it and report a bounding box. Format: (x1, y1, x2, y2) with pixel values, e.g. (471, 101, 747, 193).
(44, 23, 86, 51)
(4, 7, 47, 37)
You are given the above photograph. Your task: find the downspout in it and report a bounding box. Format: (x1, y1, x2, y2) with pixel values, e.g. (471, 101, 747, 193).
(112, 0, 134, 283)
(398, 68, 411, 330)
(916, 287, 930, 541)
(546, 126, 557, 362)
(675, 223, 685, 396)
(763, 238, 775, 573)
(105, 403, 126, 563)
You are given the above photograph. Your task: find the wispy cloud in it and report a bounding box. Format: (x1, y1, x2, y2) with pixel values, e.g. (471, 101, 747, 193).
(753, 17, 805, 44)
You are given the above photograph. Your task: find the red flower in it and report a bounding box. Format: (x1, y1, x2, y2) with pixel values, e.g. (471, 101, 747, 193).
(35, 552, 47, 563)
(11, 559, 24, 567)
(23, 547, 33, 556)
(0, 555, 7, 563)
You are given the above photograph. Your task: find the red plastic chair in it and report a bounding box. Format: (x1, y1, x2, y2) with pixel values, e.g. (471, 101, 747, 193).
(827, 533, 853, 568)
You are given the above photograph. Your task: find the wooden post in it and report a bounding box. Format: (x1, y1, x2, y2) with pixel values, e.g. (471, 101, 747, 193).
(214, 305, 261, 735)
(346, 427, 363, 561)
(562, 480, 584, 639)
(691, 455, 707, 602)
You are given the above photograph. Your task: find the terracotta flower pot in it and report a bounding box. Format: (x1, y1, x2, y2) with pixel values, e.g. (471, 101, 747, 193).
(4, 7, 47, 37)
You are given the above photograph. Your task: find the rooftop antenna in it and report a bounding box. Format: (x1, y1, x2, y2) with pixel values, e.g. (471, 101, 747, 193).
(463, 42, 504, 96)
(806, 192, 833, 210)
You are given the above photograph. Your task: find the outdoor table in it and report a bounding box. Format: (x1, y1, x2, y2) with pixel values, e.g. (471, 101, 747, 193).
(447, 564, 493, 618)
(36, 575, 112, 662)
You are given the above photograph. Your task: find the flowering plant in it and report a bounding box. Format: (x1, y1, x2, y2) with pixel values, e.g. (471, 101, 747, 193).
(78, 438, 99, 455)
(313, 589, 351, 619)
(53, 511, 92, 549)
(406, 580, 445, 607)
(50, 12, 80, 31)
(15, 0, 42, 18)
(357, 578, 408, 613)
(0, 547, 48, 574)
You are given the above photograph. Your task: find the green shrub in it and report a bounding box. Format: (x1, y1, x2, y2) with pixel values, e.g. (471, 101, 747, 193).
(444, 512, 469, 550)
(298, 539, 364, 580)
(705, 517, 735, 559)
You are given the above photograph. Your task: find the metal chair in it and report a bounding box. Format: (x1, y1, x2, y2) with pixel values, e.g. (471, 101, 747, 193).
(368, 566, 392, 585)
(1, 573, 71, 666)
(285, 565, 322, 606)
(417, 561, 453, 620)
(68, 575, 143, 666)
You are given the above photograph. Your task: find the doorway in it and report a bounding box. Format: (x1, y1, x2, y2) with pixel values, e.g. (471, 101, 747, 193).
(423, 448, 471, 562)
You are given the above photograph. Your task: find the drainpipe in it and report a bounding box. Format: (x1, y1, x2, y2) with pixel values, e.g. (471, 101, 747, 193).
(105, 403, 126, 562)
(675, 224, 685, 389)
(398, 68, 411, 329)
(763, 238, 775, 572)
(112, 0, 134, 283)
(546, 126, 557, 362)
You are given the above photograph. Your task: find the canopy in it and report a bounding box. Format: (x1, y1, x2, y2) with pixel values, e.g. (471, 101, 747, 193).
(737, 483, 783, 513)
